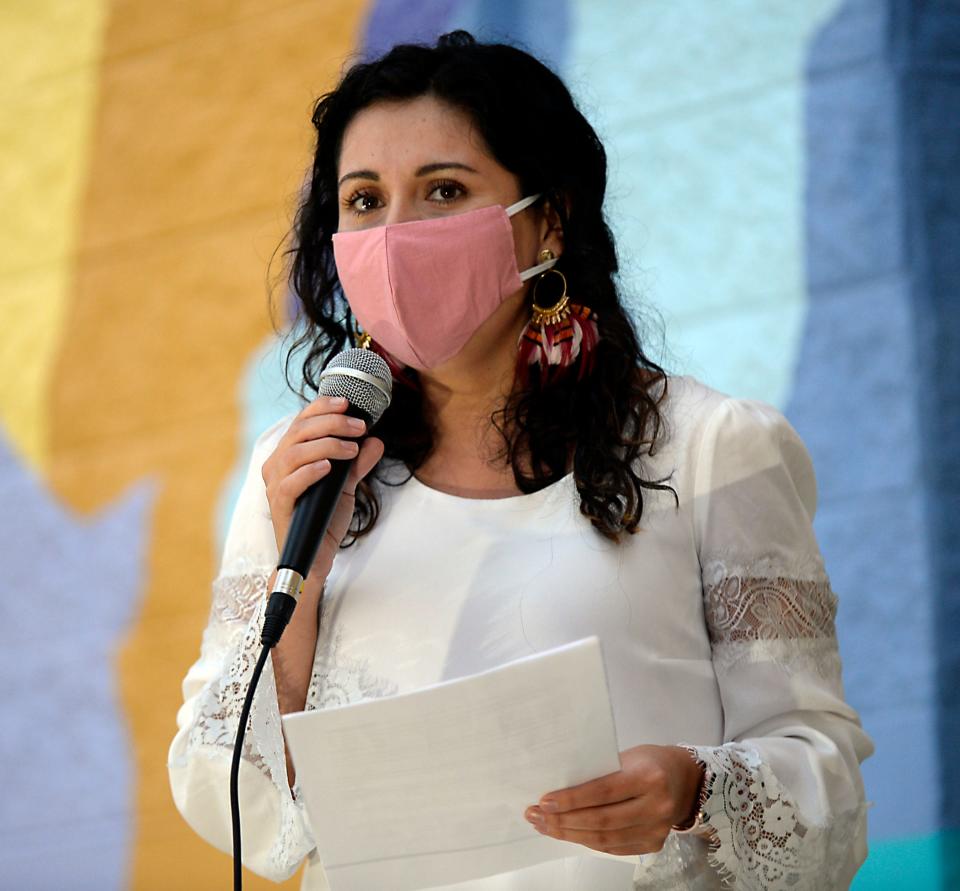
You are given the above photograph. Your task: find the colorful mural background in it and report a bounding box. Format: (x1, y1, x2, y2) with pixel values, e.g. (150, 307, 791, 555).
(1, 1, 956, 889)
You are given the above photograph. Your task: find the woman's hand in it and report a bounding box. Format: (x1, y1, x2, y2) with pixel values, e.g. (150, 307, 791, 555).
(524, 745, 705, 855)
(261, 395, 385, 582)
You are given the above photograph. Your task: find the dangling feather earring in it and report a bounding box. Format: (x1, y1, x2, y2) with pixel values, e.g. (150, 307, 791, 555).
(516, 250, 599, 387)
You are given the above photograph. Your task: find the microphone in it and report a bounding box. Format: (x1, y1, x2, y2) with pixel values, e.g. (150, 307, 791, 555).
(260, 348, 392, 648)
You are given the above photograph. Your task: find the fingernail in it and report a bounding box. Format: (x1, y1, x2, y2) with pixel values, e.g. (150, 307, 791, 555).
(331, 396, 348, 406)
(525, 808, 544, 824)
(540, 799, 558, 813)
(347, 417, 366, 430)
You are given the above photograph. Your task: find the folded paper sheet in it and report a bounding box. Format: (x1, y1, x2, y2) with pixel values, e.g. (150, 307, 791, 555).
(281, 636, 622, 890)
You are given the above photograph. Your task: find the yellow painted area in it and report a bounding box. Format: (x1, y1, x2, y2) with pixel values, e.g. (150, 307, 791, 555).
(0, 265, 69, 463)
(0, 1, 106, 88)
(0, 1, 108, 467)
(46, 1, 368, 888)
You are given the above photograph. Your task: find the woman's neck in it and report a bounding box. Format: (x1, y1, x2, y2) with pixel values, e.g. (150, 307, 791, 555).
(414, 328, 525, 495)
(415, 369, 514, 491)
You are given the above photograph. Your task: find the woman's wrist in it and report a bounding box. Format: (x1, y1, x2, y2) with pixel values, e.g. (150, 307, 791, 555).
(271, 578, 323, 712)
(671, 746, 710, 833)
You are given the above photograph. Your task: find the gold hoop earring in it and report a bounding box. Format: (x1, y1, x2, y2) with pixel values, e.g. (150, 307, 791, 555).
(530, 269, 571, 327)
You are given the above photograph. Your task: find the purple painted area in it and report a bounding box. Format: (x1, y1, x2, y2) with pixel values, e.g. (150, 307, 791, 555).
(0, 433, 154, 889)
(360, 0, 569, 73)
(361, 0, 461, 59)
(449, 0, 569, 73)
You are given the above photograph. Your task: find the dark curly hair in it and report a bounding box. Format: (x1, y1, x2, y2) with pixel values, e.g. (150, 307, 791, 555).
(283, 30, 676, 544)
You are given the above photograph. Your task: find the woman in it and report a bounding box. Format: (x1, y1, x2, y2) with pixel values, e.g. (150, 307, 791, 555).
(168, 31, 873, 890)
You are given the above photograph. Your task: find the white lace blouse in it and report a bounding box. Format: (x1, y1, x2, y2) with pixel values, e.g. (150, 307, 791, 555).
(168, 375, 873, 890)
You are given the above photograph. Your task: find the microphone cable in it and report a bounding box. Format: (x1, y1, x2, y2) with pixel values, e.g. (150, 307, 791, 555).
(231, 582, 304, 891)
(231, 642, 272, 891)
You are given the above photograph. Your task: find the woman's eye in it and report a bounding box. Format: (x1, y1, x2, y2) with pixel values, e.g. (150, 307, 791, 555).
(345, 192, 382, 215)
(427, 180, 465, 203)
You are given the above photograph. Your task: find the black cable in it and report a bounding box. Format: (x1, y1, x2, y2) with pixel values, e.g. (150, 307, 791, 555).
(231, 642, 272, 891)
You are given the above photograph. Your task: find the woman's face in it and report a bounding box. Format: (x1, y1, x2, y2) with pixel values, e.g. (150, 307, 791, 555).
(336, 93, 560, 284)
(335, 94, 563, 382)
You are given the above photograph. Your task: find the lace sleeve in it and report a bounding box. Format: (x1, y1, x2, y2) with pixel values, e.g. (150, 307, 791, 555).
(186, 568, 280, 776)
(689, 742, 867, 890)
(682, 557, 869, 890)
(638, 397, 873, 890)
(631, 559, 870, 891)
(168, 563, 316, 881)
(701, 556, 841, 682)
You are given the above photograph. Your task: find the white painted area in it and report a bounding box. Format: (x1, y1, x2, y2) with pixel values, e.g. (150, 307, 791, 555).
(568, 0, 842, 406)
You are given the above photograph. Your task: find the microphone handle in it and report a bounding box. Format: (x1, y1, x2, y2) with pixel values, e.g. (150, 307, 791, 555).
(262, 403, 372, 648)
(280, 450, 352, 577)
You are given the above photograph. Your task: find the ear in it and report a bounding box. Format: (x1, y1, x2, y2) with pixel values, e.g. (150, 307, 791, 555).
(538, 193, 568, 257)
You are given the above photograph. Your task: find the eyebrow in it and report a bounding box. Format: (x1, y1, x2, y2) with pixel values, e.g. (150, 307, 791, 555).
(337, 161, 479, 188)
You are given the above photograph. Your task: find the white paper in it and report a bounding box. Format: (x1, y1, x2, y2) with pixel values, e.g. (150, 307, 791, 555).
(281, 636, 622, 891)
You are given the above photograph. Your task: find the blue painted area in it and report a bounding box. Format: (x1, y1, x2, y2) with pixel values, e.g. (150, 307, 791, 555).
(787, 1, 960, 883)
(788, 0, 931, 845)
(785, 276, 934, 791)
(566, 0, 838, 408)
(786, 8, 960, 883)
(896, 3, 960, 887)
(0, 431, 154, 888)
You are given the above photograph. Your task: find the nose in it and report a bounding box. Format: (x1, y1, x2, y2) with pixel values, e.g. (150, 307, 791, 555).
(384, 197, 424, 226)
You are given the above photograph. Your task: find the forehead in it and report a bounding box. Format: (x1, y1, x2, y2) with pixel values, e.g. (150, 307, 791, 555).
(337, 95, 491, 174)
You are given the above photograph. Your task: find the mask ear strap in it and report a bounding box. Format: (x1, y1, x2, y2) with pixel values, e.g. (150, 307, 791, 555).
(508, 193, 558, 280)
(519, 255, 558, 282)
(505, 193, 542, 217)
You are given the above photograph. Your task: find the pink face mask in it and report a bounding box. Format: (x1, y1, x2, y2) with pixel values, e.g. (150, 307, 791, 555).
(331, 194, 557, 370)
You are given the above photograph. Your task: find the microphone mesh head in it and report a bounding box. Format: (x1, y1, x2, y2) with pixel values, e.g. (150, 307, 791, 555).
(318, 348, 392, 423)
